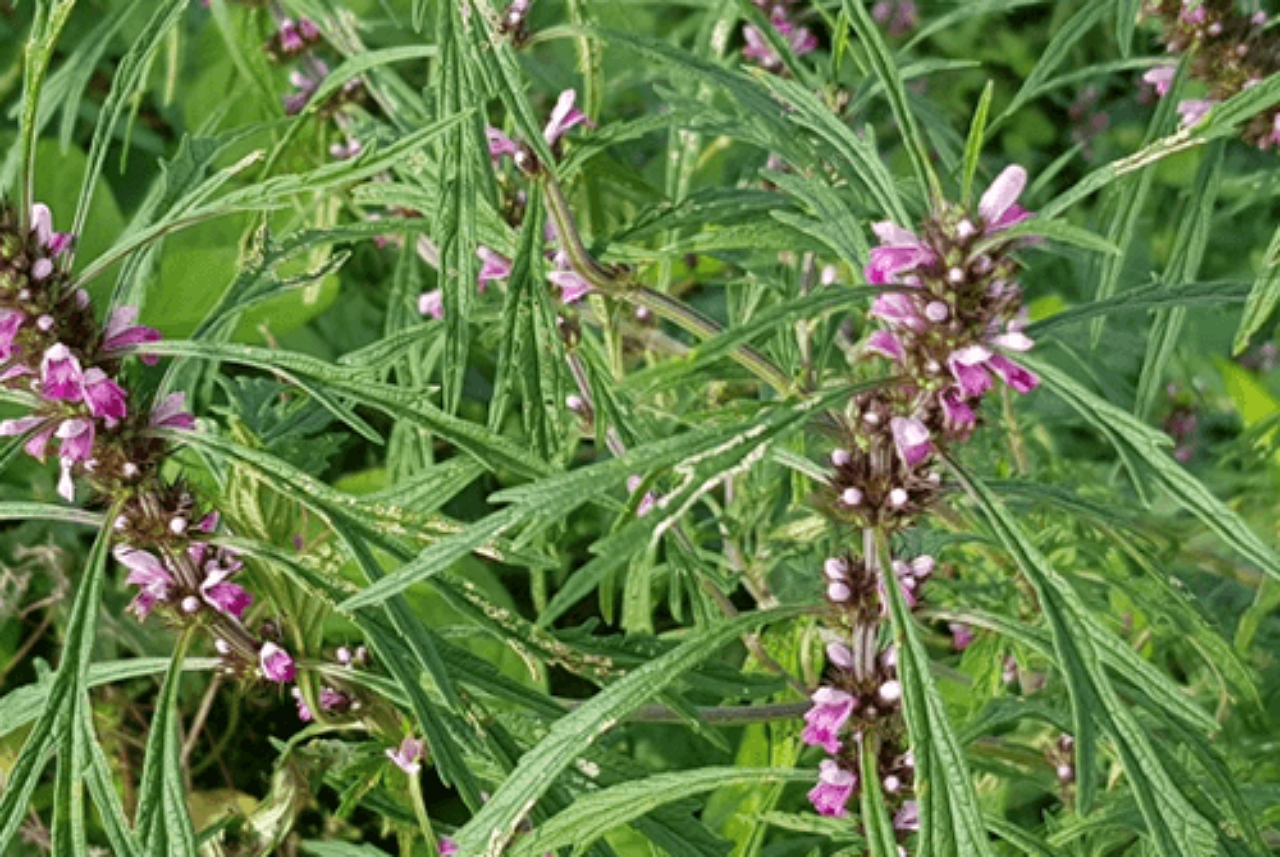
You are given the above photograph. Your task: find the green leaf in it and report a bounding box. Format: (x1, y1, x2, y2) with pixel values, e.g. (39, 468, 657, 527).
(507, 767, 811, 856)
(1233, 221, 1280, 355)
(858, 738, 901, 857)
(449, 606, 805, 856)
(0, 519, 115, 852)
(960, 81, 995, 205)
(840, 0, 941, 202)
(68, 0, 191, 262)
(950, 465, 1222, 856)
(134, 633, 198, 856)
(1134, 140, 1223, 419)
(1026, 353, 1280, 587)
(991, 0, 1108, 131)
(873, 529, 995, 857)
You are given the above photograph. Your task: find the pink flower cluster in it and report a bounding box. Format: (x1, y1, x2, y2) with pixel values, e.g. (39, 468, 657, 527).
(0, 202, 299, 686)
(1142, 2, 1280, 149)
(0, 205, 171, 501)
(862, 166, 1037, 470)
(742, 0, 818, 71)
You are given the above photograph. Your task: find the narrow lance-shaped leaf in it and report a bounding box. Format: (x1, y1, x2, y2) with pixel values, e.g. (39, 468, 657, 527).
(0, 516, 117, 853)
(871, 528, 995, 857)
(1024, 353, 1280, 586)
(950, 464, 1224, 856)
(450, 606, 806, 856)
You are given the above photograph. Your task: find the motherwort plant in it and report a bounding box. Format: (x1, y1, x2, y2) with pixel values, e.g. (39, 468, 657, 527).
(802, 166, 1040, 833)
(0, 202, 297, 685)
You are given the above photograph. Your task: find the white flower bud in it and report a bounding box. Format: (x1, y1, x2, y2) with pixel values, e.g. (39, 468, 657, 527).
(924, 301, 949, 322)
(831, 449, 851, 467)
(947, 267, 966, 285)
(181, 596, 201, 614)
(878, 680, 903, 703)
(823, 557, 847, 580)
(840, 487, 863, 507)
(169, 517, 188, 535)
(889, 488, 909, 507)
(827, 581, 852, 602)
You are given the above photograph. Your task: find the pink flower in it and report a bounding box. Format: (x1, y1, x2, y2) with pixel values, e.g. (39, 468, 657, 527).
(260, 642, 296, 683)
(808, 759, 857, 817)
(292, 687, 314, 722)
(978, 165, 1031, 231)
(742, 26, 779, 66)
(0, 416, 56, 460)
(950, 622, 975, 650)
(1143, 65, 1176, 98)
(56, 417, 95, 464)
(31, 203, 73, 256)
(548, 253, 593, 303)
(948, 345, 995, 397)
(150, 393, 196, 430)
(543, 90, 590, 147)
(987, 354, 1038, 393)
(101, 307, 161, 364)
(940, 387, 976, 431)
(866, 330, 905, 363)
(486, 127, 520, 162)
(439, 837, 459, 856)
(81, 368, 128, 426)
(476, 247, 513, 288)
(40, 344, 84, 401)
(801, 686, 855, 754)
(418, 290, 444, 320)
(386, 735, 426, 775)
(115, 546, 174, 619)
(868, 292, 926, 331)
(0, 308, 24, 361)
(279, 19, 305, 52)
(1176, 99, 1215, 128)
(894, 800, 920, 831)
(890, 416, 931, 468)
(202, 569, 253, 619)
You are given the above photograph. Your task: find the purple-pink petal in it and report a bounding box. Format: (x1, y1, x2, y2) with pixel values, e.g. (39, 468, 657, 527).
(801, 687, 855, 754)
(56, 418, 95, 464)
(547, 269, 592, 304)
(40, 344, 84, 402)
(150, 393, 196, 430)
(987, 354, 1039, 394)
(418, 289, 445, 320)
(81, 368, 129, 426)
(260, 643, 296, 683)
(890, 416, 932, 468)
(807, 759, 856, 818)
(1143, 65, 1176, 98)
(940, 387, 976, 431)
(0, 309, 24, 361)
(101, 307, 161, 364)
(866, 330, 905, 363)
(543, 90, 589, 147)
(387, 735, 426, 775)
(978, 165, 1028, 226)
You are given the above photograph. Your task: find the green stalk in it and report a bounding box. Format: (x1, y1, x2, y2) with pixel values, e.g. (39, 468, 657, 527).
(541, 174, 795, 397)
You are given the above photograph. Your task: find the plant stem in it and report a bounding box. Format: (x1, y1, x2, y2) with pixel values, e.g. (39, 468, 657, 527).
(541, 173, 794, 396)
